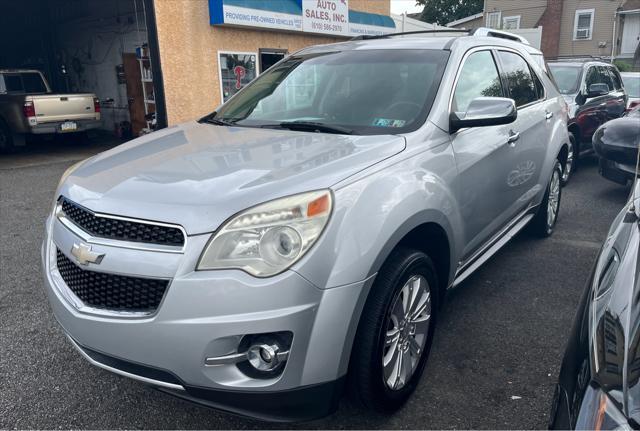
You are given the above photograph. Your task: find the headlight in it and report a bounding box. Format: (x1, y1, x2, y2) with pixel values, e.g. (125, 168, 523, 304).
(197, 190, 332, 277)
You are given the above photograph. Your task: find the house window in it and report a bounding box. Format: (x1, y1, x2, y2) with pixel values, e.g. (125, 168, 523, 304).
(486, 11, 502, 29)
(573, 9, 594, 40)
(502, 15, 521, 30)
(218, 51, 258, 103)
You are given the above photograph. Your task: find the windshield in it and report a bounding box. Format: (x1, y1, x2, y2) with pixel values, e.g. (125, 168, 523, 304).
(548, 65, 583, 95)
(622, 74, 640, 97)
(210, 49, 450, 135)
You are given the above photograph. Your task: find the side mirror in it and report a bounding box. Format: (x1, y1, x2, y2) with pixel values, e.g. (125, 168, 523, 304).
(450, 97, 517, 133)
(587, 83, 609, 98)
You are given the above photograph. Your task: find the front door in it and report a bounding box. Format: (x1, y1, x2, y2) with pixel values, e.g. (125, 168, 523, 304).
(450, 49, 525, 258)
(621, 14, 640, 57)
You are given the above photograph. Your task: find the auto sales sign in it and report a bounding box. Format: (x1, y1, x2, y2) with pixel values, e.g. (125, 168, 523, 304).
(302, 0, 349, 36)
(208, 0, 395, 37)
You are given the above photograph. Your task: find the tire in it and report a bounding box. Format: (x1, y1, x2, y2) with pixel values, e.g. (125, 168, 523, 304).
(0, 121, 15, 153)
(349, 247, 438, 413)
(561, 133, 577, 186)
(529, 160, 562, 237)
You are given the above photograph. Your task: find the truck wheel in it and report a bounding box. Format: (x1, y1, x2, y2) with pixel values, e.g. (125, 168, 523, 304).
(0, 122, 14, 152)
(349, 247, 438, 413)
(529, 161, 562, 237)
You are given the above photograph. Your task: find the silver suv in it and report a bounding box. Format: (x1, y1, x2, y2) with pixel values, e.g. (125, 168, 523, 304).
(42, 29, 570, 421)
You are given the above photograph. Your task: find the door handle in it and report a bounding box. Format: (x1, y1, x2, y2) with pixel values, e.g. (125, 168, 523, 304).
(545, 111, 553, 120)
(507, 131, 520, 146)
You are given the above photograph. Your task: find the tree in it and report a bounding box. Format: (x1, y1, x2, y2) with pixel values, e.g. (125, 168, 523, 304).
(416, 0, 483, 26)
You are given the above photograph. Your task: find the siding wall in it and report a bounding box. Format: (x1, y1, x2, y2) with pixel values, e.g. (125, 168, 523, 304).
(484, 0, 547, 29)
(556, 0, 624, 57)
(154, 0, 390, 125)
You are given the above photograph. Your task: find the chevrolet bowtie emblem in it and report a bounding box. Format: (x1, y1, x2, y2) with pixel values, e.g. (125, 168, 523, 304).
(71, 243, 105, 266)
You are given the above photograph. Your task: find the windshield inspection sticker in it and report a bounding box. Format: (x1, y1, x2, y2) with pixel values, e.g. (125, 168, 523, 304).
(373, 118, 406, 128)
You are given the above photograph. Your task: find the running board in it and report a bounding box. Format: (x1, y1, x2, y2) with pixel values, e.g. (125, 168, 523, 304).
(452, 212, 535, 288)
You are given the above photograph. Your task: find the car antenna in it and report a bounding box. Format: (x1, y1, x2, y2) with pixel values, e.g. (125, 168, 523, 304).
(624, 141, 640, 224)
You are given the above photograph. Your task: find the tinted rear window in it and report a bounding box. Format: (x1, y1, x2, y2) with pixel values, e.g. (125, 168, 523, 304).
(548, 65, 583, 95)
(2, 73, 47, 94)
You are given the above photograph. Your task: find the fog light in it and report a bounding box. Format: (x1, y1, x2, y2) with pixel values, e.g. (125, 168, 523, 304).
(248, 343, 281, 371)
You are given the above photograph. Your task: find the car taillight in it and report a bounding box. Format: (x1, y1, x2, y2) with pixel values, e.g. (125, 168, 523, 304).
(93, 97, 101, 113)
(23, 101, 35, 118)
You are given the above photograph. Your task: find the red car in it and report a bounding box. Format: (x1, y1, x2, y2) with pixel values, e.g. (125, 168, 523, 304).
(548, 59, 628, 185)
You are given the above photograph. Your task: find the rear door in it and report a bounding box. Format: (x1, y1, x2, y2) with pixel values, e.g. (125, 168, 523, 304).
(495, 50, 547, 207)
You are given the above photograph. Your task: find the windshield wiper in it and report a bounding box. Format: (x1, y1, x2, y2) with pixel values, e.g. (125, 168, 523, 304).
(204, 117, 238, 127)
(263, 121, 353, 135)
(199, 112, 239, 127)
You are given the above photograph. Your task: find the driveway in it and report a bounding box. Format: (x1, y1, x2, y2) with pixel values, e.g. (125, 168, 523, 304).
(0, 142, 629, 429)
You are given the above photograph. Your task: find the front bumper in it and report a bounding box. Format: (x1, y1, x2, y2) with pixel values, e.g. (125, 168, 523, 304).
(42, 214, 370, 421)
(599, 158, 635, 186)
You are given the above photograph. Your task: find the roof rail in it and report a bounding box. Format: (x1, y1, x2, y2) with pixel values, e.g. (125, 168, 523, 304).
(349, 27, 530, 45)
(350, 29, 469, 41)
(471, 27, 530, 45)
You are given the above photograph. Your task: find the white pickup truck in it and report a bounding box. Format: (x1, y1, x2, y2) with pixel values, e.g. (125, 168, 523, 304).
(0, 69, 101, 151)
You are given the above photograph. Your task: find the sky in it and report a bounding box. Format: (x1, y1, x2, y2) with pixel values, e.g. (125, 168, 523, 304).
(390, 0, 423, 15)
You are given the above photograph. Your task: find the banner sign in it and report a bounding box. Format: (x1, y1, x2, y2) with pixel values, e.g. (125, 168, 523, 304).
(302, 0, 349, 37)
(221, 4, 302, 32)
(209, 0, 395, 37)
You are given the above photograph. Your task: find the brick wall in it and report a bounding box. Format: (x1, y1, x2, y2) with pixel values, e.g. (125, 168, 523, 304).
(537, 0, 563, 58)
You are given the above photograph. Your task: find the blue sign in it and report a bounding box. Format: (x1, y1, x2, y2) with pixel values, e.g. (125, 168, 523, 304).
(208, 0, 395, 37)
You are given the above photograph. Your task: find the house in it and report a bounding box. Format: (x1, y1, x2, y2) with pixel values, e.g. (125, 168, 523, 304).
(447, 0, 640, 68)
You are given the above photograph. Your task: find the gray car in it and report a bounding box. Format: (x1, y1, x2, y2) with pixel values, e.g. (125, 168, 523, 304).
(42, 29, 570, 421)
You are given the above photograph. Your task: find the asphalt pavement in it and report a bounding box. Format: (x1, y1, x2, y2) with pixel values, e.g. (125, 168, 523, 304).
(0, 138, 631, 429)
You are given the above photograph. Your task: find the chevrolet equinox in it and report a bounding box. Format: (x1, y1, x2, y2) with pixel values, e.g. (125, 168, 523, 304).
(43, 29, 570, 422)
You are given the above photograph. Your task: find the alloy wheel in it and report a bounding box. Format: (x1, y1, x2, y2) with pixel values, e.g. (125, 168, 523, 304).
(561, 141, 574, 183)
(547, 169, 561, 228)
(382, 275, 431, 391)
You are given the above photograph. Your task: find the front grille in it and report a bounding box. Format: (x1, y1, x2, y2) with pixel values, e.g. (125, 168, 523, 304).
(60, 198, 185, 247)
(56, 249, 169, 313)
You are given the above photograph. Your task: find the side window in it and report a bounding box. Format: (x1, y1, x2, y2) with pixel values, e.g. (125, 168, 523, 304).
(4, 74, 24, 93)
(608, 67, 623, 91)
(497, 51, 539, 107)
(597, 66, 614, 91)
(585, 66, 598, 88)
(453, 50, 503, 113)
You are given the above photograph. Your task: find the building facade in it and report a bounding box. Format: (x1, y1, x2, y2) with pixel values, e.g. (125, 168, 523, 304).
(448, 0, 640, 66)
(153, 0, 394, 125)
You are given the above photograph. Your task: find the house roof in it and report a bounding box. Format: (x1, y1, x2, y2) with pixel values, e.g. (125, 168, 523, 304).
(446, 12, 483, 27)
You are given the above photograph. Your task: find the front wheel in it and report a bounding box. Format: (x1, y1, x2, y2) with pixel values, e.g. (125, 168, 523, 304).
(348, 248, 438, 413)
(529, 161, 562, 237)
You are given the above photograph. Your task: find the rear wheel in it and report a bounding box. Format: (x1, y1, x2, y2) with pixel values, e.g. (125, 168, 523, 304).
(349, 248, 438, 413)
(561, 134, 577, 185)
(530, 161, 562, 237)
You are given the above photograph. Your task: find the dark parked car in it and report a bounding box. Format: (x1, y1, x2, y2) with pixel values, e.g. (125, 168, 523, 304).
(548, 59, 628, 185)
(549, 147, 639, 429)
(593, 106, 640, 186)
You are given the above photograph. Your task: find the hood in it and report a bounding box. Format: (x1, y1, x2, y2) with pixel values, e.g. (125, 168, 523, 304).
(589, 198, 640, 421)
(60, 121, 405, 234)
